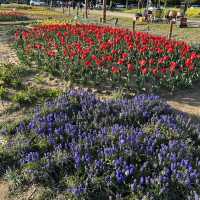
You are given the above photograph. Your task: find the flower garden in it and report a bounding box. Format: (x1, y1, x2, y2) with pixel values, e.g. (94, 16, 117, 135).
(0, 4, 200, 200)
(15, 24, 200, 91)
(0, 11, 30, 21)
(1, 90, 200, 199)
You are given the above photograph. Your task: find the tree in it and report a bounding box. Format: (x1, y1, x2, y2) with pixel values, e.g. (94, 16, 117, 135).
(103, 0, 107, 22)
(85, 0, 88, 18)
(126, 0, 128, 9)
(138, 0, 145, 13)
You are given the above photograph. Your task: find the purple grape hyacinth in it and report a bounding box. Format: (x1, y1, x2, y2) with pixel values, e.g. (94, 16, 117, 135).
(1, 89, 200, 199)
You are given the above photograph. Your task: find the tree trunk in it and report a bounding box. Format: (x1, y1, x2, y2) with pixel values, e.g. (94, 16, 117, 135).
(85, 0, 88, 18)
(50, 0, 53, 9)
(103, 0, 107, 22)
(164, 0, 167, 8)
(138, 0, 143, 13)
(158, 0, 161, 8)
(77, 3, 79, 16)
(68, 0, 71, 15)
(109, 0, 112, 9)
(126, 0, 128, 9)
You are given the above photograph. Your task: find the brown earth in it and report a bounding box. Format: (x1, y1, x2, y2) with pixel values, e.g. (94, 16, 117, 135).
(166, 82, 200, 117)
(0, 181, 9, 200)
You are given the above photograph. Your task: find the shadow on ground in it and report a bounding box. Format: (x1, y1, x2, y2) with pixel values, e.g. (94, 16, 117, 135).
(164, 81, 200, 116)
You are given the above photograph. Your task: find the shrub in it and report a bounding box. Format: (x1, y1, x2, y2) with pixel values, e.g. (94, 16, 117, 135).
(12, 87, 61, 105)
(0, 64, 29, 88)
(1, 90, 200, 199)
(0, 86, 7, 100)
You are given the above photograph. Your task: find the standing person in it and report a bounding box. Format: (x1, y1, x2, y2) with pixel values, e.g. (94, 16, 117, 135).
(80, 2, 83, 12)
(77, 1, 80, 9)
(183, 1, 187, 16)
(73, 0, 76, 9)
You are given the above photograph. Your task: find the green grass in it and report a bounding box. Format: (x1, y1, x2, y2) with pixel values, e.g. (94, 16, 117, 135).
(12, 87, 61, 105)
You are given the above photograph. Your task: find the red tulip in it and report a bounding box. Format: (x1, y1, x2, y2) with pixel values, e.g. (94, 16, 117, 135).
(170, 62, 177, 72)
(167, 47, 174, 53)
(190, 52, 197, 60)
(188, 65, 194, 71)
(141, 67, 148, 75)
(127, 64, 134, 72)
(91, 55, 97, 60)
(22, 31, 29, 39)
(139, 59, 146, 66)
(149, 58, 155, 65)
(152, 68, 158, 76)
(96, 59, 101, 65)
(106, 55, 113, 62)
(118, 59, 124, 65)
(85, 61, 91, 68)
(163, 56, 170, 61)
(160, 67, 166, 74)
(112, 66, 120, 74)
(48, 50, 56, 57)
(122, 52, 128, 59)
(34, 44, 42, 49)
(128, 44, 133, 50)
(111, 49, 117, 54)
(185, 59, 193, 67)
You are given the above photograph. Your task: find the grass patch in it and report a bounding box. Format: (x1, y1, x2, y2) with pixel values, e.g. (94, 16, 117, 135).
(12, 87, 61, 106)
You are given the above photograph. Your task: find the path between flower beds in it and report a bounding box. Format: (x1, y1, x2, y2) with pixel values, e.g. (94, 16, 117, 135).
(0, 181, 9, 200)
(0, 25, 19, 64)
(166, 83, 200, 117)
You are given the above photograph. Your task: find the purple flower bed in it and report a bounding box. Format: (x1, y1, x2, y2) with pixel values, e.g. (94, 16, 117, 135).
(1, 90, 200, 199)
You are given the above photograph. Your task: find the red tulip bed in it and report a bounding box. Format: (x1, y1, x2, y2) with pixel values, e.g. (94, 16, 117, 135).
(15, 24, 200, 91)
(0, 11, 30, 21)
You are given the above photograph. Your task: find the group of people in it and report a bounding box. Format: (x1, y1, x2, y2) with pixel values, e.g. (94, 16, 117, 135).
(70, 1, 84, 10)
(65, 0, 96, 10)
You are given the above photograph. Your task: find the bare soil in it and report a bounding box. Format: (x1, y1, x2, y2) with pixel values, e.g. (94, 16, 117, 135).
(166, 82, 200, 117)
(0, 181, 9, 200)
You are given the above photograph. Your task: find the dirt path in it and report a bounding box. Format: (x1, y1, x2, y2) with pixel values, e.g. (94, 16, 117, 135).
(166, 82, 200, 117)
(0, 26, 19, 65)
(0, 181, 9, 200)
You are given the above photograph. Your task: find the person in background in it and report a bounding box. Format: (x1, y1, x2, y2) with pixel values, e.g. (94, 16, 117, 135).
(72, 0, 76, 9)
(80, 2, 83, 12)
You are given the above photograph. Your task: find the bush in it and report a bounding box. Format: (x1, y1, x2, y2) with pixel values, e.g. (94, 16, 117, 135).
(1, 90, 200, 199)
(0, 86, 7, 99)
(12, 87, 61, 105)
(0, 64, 29, 88)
